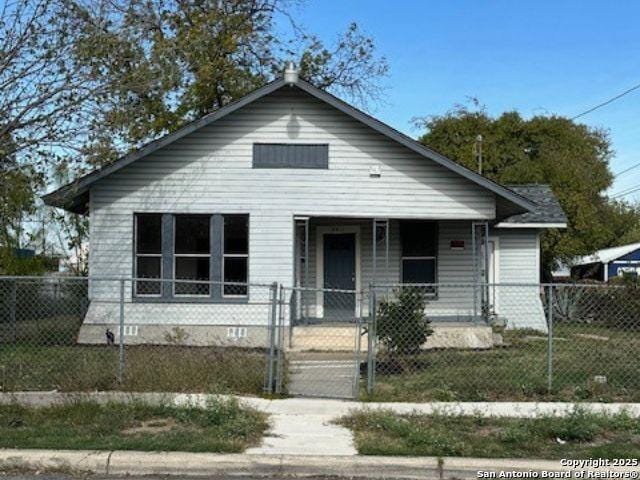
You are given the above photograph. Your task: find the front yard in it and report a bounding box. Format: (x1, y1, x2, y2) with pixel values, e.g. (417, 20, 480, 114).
(0, 398, 268, 452)
(0, 344, 267, 394)
(339, 408, 640, 458)
(1, 320, 638, 402)
(365, 323, 640, 402)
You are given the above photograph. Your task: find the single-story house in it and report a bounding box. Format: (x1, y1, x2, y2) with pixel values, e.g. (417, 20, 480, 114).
(571, 242, 640, 281)
(43, 67, 567, 346)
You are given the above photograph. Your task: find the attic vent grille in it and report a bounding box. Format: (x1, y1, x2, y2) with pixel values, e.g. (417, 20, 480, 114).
(253, 143, 329, 169)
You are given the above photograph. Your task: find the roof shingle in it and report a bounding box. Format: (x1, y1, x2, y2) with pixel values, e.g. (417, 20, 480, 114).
(500, 184, 567, 226)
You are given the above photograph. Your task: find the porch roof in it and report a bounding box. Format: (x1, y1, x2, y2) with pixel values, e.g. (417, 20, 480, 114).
(495, 184, 567, 228)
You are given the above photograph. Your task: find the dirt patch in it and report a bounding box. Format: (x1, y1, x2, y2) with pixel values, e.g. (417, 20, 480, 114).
(121, 417, 180, 435)
(476, 425, 504, 437)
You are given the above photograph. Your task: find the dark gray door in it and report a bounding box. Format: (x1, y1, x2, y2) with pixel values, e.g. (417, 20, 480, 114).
(323, 233, 356, 319)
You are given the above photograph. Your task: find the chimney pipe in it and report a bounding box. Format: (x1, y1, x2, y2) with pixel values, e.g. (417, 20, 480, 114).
(284, 62, 298, 85)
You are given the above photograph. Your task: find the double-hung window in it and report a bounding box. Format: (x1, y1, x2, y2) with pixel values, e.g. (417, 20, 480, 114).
(400, 221, 438, 293)
(223, 215, 249, 296)
(134, 213, 249, 300)
(174, 215, 211, 296)
(134, 214, 163, 296)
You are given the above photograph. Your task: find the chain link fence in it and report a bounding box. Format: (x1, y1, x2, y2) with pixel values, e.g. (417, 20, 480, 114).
(366, 283, 640, 402)
(0, 277, 276, 395)
(1, 276, 639, 402)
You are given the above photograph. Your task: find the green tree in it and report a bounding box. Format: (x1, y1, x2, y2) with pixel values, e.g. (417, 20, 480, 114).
(67, 0, 388, 162)
(416, 104, 640, 275)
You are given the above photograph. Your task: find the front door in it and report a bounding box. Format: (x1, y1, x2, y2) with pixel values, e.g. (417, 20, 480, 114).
(323, 233, 356, 319)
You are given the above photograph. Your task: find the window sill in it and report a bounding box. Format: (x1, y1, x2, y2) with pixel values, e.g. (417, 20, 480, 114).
(132, 296, 249, 304)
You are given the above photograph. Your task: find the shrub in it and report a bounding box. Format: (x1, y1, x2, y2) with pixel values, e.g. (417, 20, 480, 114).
(376, 286, 433, 355)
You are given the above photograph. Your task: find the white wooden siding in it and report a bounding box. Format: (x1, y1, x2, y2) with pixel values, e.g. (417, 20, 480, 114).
(494, 228, 547, 331)
(89, 87, 497, 300)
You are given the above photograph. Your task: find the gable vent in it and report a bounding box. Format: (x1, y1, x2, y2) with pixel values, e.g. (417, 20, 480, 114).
(253, 143, 329, 169)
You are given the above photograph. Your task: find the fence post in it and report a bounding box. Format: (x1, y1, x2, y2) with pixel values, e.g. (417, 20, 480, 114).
(117, 279, 125, 384)
(10, 279, 17, 343)
(266, 281, 278, 394)
(547, 284, 554, 394)
(366, 284, 376, 395)
(275, 284, 285, 395)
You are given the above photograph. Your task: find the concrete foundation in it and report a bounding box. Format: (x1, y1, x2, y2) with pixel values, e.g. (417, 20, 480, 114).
(78, 322, 496, 351)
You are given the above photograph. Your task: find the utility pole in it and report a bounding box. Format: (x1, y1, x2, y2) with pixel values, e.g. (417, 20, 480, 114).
(475, 134, 484, 175)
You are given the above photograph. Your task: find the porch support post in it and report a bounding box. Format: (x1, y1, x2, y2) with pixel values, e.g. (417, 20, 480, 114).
(483, 221, 490, 321)
(372, 220, 377, 284)
(372, 219, 389, 286)
(471, 223, 478, 323)
(293, 216, 310, 321)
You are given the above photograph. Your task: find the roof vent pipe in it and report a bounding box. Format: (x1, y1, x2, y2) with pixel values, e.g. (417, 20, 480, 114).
(284, 61, 299, 85)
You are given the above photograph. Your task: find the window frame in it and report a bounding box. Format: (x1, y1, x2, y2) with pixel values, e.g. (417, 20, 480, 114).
(399, 221, 439, 297)
(400, 256, 438, 286)
(222, 214, 249, 298)
(172, 214, 212, 298)
(134, 213, 163, 298)
(131, 212, 250, 302)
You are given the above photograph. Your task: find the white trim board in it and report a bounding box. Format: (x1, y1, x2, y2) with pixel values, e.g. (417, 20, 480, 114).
(488, 236, 500, 314)
(494, 222, 567, 229)
(315, 225, 361, 318)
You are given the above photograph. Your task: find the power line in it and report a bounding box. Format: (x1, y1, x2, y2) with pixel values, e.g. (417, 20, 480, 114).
(614, 160, 640, 178)
(571, 82, 640, 120)
(610, 185, 640, 199)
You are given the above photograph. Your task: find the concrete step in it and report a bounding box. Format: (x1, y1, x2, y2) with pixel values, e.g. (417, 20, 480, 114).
(289, 324, 496, 352)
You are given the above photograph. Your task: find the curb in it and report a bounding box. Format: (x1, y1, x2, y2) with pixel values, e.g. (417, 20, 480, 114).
(2, 450, 639, 479)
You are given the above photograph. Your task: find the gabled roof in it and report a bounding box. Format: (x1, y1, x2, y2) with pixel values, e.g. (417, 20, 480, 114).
(43, 75, 537, 215)
(494, 184, 567, 228)
(573, 242, 640, 266)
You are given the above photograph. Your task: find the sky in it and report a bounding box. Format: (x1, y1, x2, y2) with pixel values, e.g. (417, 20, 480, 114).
(278, 0, 640, 200)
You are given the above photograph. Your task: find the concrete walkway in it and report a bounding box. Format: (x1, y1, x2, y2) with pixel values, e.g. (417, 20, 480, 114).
(286, 359, 356, 399)
(245, 413, 356, 455)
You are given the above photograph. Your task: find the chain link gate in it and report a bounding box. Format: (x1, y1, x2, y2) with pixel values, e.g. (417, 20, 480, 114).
(267, 286, 365, 399)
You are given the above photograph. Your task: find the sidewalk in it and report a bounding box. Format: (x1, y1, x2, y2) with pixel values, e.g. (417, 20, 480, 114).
(4, 391, 640, 418)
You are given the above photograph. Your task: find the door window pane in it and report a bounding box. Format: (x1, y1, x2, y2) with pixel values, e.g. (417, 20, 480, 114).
(175, 215, 210, 254)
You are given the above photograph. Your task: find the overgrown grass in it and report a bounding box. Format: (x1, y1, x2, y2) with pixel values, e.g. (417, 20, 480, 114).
(339, 408, 640, 458)
(0, 345, 267, 394)
(365, 323, 640, 402)
(0, 398, 268, 452)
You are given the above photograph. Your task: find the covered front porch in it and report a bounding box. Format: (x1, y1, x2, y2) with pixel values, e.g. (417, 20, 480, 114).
(291, 216, 493, 325)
